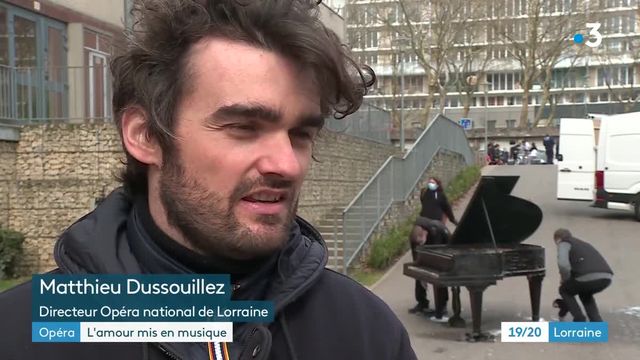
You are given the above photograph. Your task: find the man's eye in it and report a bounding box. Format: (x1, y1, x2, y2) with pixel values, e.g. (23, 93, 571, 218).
(290, 129, 316, 140)
(226, 124, 257, 132)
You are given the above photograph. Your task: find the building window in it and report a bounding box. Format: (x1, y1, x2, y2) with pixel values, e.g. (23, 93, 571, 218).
(365, 31, 378, 48)
(0, 6, 8, 66)
(84, 29, 113, 120)
(506, 119, 516, 128)
(600, 92, 609, 102)
(487, 120, 497, 131)
(0, 3, 67, 121)
(597, 66, 634, 86)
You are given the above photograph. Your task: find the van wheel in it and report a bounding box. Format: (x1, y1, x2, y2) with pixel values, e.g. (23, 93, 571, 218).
(635, 201, 640, 222)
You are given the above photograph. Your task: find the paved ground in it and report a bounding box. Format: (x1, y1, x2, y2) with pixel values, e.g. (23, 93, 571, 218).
(372, 165, 640, 360)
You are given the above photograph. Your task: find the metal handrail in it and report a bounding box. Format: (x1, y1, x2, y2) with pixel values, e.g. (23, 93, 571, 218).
(340, 113, 475, 272)
(342, 155, 395, 212)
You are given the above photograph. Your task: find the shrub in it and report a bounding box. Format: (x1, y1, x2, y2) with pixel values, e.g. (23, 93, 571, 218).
(444, 165, 482, 202)
(0, 228, 25, 279)
(367, 219, 412, 269)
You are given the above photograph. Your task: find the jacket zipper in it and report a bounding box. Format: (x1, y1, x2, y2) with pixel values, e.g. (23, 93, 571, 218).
(157, 344, 182, 360)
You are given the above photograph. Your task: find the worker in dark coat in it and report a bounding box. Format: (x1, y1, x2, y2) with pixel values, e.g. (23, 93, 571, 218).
(408, 177, 457, 322)
(554, 228, 613, 322)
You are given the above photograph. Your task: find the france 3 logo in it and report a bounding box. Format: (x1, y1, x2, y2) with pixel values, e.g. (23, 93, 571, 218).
(573, 23, 602, 48)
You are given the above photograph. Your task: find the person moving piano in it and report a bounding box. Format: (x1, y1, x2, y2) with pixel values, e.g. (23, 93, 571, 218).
(408, 177, 458, 320)
(554, 228, 613, 322)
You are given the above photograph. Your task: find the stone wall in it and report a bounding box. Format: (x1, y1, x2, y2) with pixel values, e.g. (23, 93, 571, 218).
(298, 130, 396, 226)
(0, 140, 17, 228)
(6, 123, 122, 273)
(0, 122, 395, 274)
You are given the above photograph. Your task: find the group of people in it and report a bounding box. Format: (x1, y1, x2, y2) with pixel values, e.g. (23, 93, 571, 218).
(486, 135, 557, 165)
(407, 179, 613, 324)
(408, 177, 458, 322)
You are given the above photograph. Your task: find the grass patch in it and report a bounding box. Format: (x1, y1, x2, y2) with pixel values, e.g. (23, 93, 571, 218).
(350, 268, 386, 287)
(444, 165, 482, 203)
(351, 165, 482, 284)
(0, 277, 29, 293)
(366, 218, 414, 270)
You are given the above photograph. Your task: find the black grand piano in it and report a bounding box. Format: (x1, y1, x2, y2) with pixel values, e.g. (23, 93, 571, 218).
(403, 175, 545, 342)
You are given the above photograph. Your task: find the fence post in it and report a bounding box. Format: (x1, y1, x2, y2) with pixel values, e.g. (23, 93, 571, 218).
(333, 214, 338, 270)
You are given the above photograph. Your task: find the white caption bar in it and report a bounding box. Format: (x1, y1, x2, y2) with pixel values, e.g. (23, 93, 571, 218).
(501, 321, 549, 343)
(80, 322, 233, 342)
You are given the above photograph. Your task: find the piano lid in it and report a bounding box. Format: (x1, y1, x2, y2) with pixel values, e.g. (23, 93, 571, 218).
(449, 176, 543, 246)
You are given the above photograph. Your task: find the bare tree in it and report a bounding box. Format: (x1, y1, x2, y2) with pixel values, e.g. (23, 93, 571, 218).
(350, 0, 492, 128)
(536, 46, 587, 126)
(495, 0, 586, 128)
(384, 0, 473, 126)
(597, 34, 640, 113)
(446, 14, 494, 118)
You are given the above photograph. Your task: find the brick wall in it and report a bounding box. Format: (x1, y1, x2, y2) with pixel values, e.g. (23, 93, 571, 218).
(1, 122, 395, 273)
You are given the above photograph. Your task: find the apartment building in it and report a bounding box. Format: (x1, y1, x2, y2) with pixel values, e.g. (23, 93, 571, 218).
(345, 0, 640, 132)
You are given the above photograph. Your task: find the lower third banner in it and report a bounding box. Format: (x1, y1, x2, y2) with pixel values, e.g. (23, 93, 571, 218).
(32, 322, 233, 343)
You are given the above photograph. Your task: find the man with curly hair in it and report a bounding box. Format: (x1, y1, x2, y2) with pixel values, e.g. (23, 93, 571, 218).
(0, 1, 417, 359)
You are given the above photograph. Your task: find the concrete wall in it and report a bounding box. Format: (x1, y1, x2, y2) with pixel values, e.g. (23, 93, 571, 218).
(0, 122, 395, 274)
(47, 0, 126, 28)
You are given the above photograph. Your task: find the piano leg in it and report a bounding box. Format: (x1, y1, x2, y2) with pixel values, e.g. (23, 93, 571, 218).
(527, 275, 544, 321)
(448, 286, 466, 328)
(465, 285, 494, 342)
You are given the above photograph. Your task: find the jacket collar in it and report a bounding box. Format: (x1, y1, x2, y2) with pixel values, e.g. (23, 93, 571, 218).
(54, 187, 328, 309)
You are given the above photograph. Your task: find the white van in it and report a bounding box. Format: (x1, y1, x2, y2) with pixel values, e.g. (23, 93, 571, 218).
(556, 112, 640, 221)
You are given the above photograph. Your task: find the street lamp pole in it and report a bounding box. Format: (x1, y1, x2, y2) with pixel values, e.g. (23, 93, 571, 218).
(393, 36, 409, 153)
(484, 84, 488, 154)
(400, 50, 405, 152)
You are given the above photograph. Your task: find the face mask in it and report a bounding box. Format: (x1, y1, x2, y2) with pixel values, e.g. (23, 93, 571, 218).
(427, 182, 438, 191)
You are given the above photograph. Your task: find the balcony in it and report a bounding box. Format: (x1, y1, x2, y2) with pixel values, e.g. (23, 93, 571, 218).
(0, 65, 111, 124)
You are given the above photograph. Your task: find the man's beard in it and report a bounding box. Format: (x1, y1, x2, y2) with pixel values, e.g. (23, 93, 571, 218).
(158, 154, 298, 260)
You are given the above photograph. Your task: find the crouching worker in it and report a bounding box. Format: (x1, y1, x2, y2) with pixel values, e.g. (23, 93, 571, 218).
(408, 217, 451, 322)
(554, 228, 613, 322)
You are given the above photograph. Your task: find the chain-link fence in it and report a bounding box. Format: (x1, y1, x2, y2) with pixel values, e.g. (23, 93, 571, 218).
(324, 103, 391, 144)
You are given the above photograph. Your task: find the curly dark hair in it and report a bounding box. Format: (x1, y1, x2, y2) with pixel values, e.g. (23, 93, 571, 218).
(111, 0, 375, 195)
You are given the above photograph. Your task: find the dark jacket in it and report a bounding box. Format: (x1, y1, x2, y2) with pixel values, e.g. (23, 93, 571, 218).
(414, 216, 450, 245)
(419, 188, 456, 224)
(559, 236, 613, 279)
(0, 189, 417, 360)
(543, 136, 555, 152)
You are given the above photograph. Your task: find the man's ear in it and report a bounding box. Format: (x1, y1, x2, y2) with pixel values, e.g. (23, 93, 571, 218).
(120, 107, 163, 167)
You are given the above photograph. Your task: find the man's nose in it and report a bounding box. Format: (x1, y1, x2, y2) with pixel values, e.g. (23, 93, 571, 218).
(255, 133, 304, 179)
